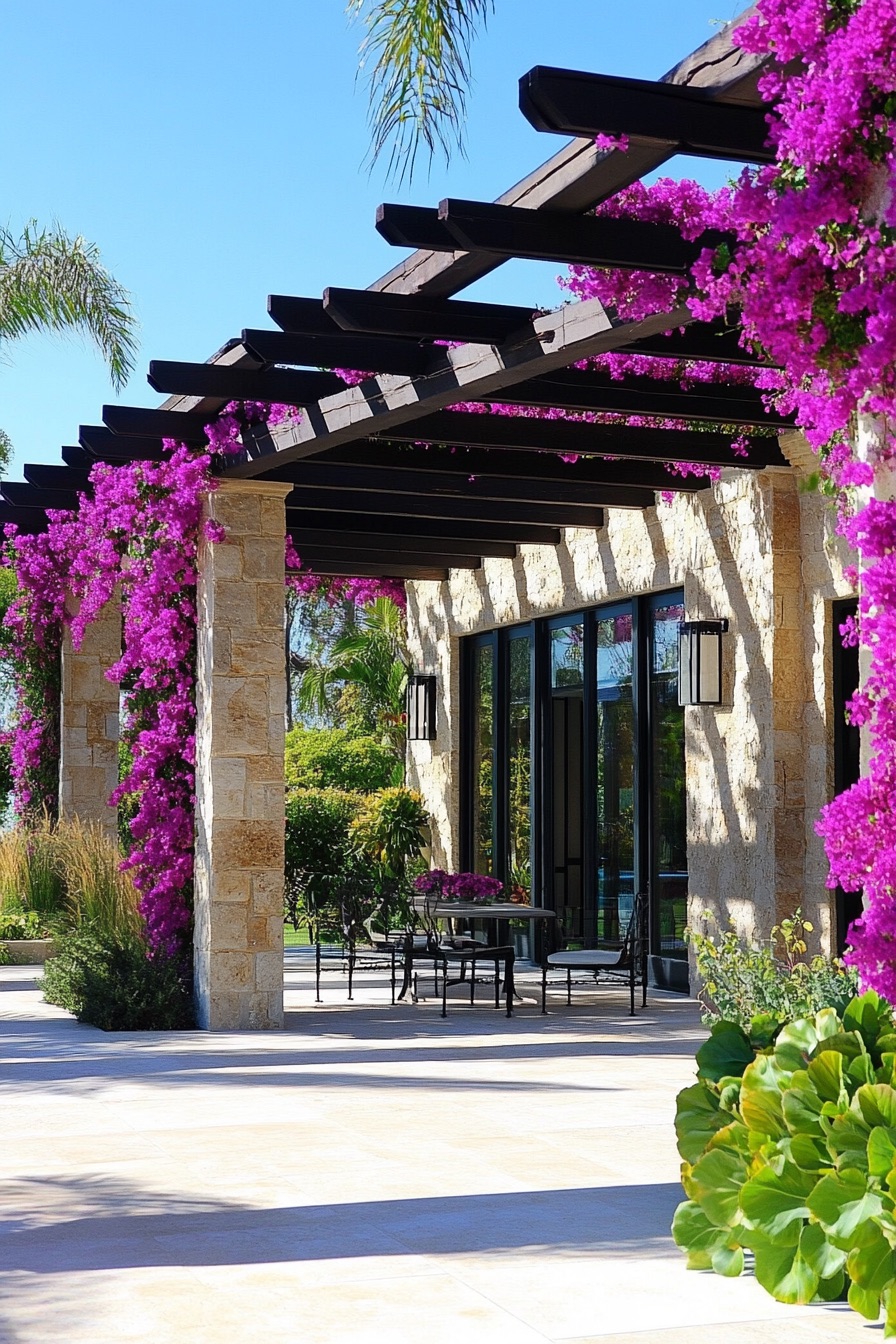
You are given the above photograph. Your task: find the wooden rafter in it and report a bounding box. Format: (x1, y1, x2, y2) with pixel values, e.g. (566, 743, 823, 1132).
(322, 287, 536, 345)
(148, 360, 343, 403)
(520, 67, 774, 164)
(286, 489, 607, 528)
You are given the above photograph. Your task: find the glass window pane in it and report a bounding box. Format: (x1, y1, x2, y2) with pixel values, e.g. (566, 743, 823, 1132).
(551, 622, 584, 688)
(471, 643, 495, 875)
(651, 600, 687, 959)
(508, 636, 532, 901)
(595, 609, 634, 944)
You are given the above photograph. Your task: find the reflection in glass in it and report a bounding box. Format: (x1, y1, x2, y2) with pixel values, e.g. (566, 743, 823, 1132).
(471, 643, 494, 874)
(651, 601, 688, 958)
(508, 636, 532, 900)
(596, 610, 635, 943)
(551, 622, 584, 688)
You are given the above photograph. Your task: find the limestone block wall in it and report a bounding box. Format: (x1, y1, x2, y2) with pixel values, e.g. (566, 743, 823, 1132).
(58, 591, 120, 838)
(193, 480, 291, 1031)
(406, 463, 855, 967)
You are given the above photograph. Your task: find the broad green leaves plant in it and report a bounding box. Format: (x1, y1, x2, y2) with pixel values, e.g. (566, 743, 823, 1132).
(673, 992, 896, 1331)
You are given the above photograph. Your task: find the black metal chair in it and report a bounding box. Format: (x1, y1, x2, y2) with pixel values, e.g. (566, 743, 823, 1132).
(286, 869, 400, 1003)
(541, 891, 648, 1016)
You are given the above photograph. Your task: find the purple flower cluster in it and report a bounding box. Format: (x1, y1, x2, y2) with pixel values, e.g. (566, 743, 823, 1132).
(413, 870, 505, 904)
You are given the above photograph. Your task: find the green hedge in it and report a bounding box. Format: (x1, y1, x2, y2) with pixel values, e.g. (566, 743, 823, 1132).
(285, 727, 398, 793)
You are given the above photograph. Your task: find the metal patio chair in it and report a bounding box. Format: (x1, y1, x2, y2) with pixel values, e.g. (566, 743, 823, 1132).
(541, 890, 648, 1016)
(408, 892, 516, 1018)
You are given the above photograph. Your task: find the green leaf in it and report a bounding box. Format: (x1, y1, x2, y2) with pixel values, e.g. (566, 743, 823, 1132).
(711, 1244, 744, 1276)
(675, 1082, 728, 1164)
(867, 1127, 896, 1180)
(848, 1281, 882, 1321)
(687, 1146, 748, 1228)
(808, 1169, 884, 1245)
(740, 1162, 815, 1243)
(775, 1018, 820, 1073)
(858, 1084, 896, 1129)
(825, 1109, 872, 1173)
(811, 1031, 864, 1065)
(815, 1269, 846, 1301)
(808, 1050, 847, 1104)
(783, 1072, 826, 1137)
(671, 1200, 738, 1270)
(749, 1013, 781, 1050)
(846, 1220, 895, 1297)
(787, 1133, 832, 1172)
(740, 1054, 787, 1139)
(751, 1224, 821, 1304)
(843, 991, 892, 1048)
(696, 1023, 755, 1083)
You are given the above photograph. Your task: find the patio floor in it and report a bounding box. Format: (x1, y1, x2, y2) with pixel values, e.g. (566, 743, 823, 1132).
(0, 952, 880, 1344)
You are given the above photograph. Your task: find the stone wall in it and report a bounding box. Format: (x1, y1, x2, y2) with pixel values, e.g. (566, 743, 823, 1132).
(193, 480, 291, 1031)
(58, 591, 120, 838)
(406, 463, 855, 970)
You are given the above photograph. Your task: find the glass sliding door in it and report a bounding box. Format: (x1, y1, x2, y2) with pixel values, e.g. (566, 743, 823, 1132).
(595, 607, 635, 943)
(649, 598, 688, 962)
(508, 633, 533, 901)
(461, 587, 688, 985)
(550, 618, 585, 941)
(470, 638, 496, 875)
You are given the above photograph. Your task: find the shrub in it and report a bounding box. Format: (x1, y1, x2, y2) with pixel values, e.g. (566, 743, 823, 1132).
(0, 908, 49, 940)
(672, 992, 896, 1329)
(351, 786, 428, 878)
(285, 788, 363, 877)
(42, 926, 194, 1030)
(285, 726, 398, 792)
(689, 910, 859, 1030)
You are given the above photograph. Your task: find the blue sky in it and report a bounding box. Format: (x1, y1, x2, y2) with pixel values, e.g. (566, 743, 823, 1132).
(0, 0, 750, 480)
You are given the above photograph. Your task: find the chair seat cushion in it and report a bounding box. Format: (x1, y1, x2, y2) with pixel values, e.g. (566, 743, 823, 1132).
(547, 949, 624, 969)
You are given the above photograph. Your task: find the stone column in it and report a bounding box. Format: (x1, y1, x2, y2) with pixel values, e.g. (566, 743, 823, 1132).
(58, 592, 121, 838)
(193, 479, 291, 1031)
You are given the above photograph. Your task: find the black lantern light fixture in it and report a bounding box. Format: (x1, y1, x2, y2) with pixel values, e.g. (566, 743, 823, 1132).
(407, 673, 437, 740)
(678, 619, 729, 706)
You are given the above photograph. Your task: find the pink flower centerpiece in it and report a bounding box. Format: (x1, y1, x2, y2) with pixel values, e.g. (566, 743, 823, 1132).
(413, 870, 504, 904)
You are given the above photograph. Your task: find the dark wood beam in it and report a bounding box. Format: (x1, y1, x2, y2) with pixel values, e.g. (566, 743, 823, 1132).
(479, 368, 792, 429)
(377, 410, 785, 469)
(323, 287, 536, 345)
(376, 199, 726, 273)
(103, 405, 210, 443)
(622, 322, 773, 366)
(297, 545, 482, 571)
(288, 526, 517, 559)
(24, 464, 92, 492)
(1, 482, 79, 511)
(148, 360, 343, 403)
(80, 426, 167, 462)
(0, 504, 49, 533)
(275, 460, 653, 509)
(520, 67, 774, 164)
(283, 511, 560, 547)
(242, 329, 432, 377)
(292, 559, 450, 581)
(317, 443, 709, 492)
(266, 295, 345, 335)
(62, 445, 94, 469)
(286, 489, 607, 528)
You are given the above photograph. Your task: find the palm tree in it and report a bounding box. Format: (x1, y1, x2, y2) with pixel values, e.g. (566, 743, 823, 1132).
(298, 596, 409, 753)
(348, 0, 493, 180)
(0, 222, 137, 391)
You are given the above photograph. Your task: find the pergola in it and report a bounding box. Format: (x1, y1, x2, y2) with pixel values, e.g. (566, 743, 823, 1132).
(1, 14, 786, 1028)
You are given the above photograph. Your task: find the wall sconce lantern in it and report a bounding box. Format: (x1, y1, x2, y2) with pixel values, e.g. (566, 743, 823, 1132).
(407, 674, 437, 740)
(678, 619, 729, 706)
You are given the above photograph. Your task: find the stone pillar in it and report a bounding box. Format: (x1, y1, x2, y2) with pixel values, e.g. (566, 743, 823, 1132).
(193, 479, 291, 1031)
(58, 592, 120, 838)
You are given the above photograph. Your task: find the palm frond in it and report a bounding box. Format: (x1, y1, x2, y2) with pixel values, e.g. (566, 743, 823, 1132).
(0, 222, 138, 390)
(348, 0, 494, 182)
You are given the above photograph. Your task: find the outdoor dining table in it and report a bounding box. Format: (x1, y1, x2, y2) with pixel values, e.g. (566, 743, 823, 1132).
(398, 900, 557, 1002)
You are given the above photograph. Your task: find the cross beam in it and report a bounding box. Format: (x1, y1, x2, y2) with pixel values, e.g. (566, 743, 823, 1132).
(520, 67, 774, 164)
